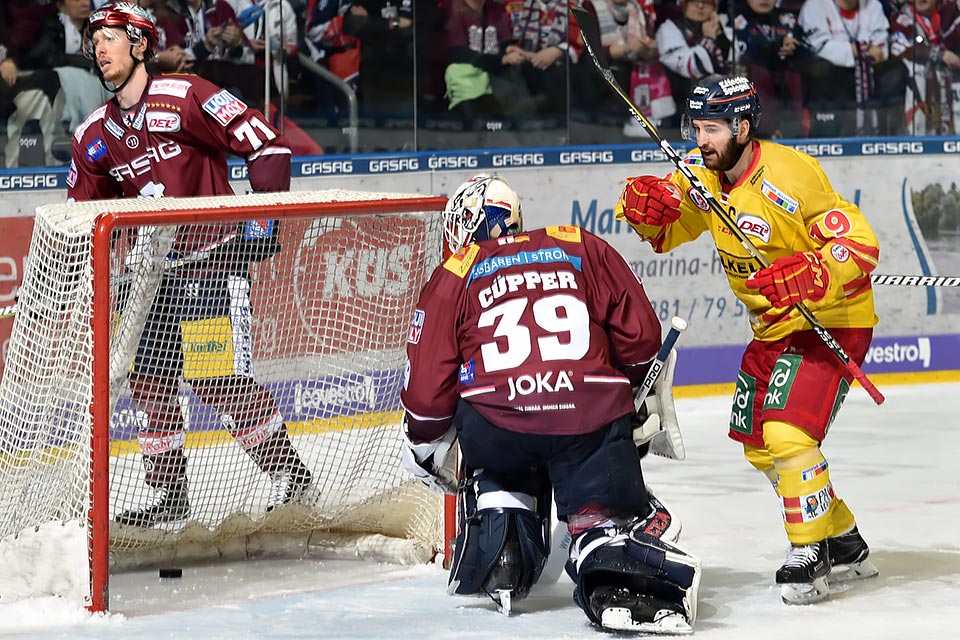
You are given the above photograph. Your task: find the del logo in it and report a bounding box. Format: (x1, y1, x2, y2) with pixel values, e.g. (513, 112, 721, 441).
(202, 90, 247, 126)
(407, 309, 425, 344)
(737, 214, 771, 243)
(146, 112, 181, 132)
(86, 138, 107, 162)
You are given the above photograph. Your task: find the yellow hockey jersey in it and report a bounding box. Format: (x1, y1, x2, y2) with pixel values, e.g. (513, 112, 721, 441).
(616, 139, 880, 341)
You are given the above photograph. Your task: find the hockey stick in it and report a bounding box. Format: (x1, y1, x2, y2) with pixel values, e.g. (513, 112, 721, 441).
(538, 316, 688, 586)
(0, 229, 240, 320)
(871, 274, 960, 287)
(571, 3, 884, 405)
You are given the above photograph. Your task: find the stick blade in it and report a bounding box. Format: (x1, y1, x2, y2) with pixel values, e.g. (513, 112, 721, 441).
(570, 2, 610, 69)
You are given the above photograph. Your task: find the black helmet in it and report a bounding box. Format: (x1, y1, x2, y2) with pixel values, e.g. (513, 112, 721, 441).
(681, 74, 762, 141)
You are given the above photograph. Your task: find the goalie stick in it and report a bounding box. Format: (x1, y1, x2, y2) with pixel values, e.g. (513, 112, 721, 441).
(538, 316, 688, 587)
(571, 2, 885, 406)
(0, 229, 240, 320)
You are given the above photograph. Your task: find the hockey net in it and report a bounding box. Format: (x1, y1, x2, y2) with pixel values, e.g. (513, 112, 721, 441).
(0, 190, 449, 611)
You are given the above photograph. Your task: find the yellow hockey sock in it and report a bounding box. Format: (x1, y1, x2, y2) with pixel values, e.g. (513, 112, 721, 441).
(764, 421, 855, 545)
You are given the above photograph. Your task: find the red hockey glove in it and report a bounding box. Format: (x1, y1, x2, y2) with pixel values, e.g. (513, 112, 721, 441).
(745, 251, 831, 307)
(621, 176, 683, 226)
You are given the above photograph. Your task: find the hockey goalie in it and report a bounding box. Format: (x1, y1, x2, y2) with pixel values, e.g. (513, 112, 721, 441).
(399, 174, 700, 633)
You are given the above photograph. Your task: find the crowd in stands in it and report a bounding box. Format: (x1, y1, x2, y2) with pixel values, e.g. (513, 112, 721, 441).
(1, 0, 960, 166)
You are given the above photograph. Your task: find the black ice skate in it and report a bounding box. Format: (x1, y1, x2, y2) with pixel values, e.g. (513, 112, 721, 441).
(776, 540, 831, 605)
(826, 526, 879, 585)
(589, 586, 692, 635)
(114, 482, 190, 528)
(266, 462, 312, 512)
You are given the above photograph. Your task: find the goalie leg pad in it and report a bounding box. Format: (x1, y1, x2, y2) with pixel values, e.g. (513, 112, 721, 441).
(570, 523, 701, 632)
(447, 471, 550, 604)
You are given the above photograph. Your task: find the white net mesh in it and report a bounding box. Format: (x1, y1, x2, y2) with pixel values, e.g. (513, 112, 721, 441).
(0, 190, 446, 605)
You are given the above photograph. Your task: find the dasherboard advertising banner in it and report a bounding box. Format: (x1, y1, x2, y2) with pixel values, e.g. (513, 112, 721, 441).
(2, 140, 958, 385)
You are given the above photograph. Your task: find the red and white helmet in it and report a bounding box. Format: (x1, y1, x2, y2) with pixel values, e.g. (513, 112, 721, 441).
(442, 175, 523, 258)
(83, 2, 160, 61)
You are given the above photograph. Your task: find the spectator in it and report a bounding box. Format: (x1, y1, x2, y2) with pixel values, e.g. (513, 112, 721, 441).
(499, 0, 573, 120)
(21, 0, 112, 136)
(733, 0, 812, 138)
(227, 0, 299, 100)
(304, 0, 360, 116)
(441, 0, 518, 120)
(0, 2, 62, 167)
(799, 0, 906, 136)
(343, 0, 415, 119)
(656, 0, 731, 127)
(889, 0, 960, 134)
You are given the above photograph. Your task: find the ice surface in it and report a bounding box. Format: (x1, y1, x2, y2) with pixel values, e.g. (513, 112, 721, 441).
(2, 382, 959, 639)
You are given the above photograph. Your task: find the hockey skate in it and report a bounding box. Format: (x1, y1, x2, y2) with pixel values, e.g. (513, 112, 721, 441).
(589, 586, 693, 635)
(266, 463, 312, 512)
(776, 540, 831, 605)
(826, 526, 878, 585)
(114, 482, 190, 528)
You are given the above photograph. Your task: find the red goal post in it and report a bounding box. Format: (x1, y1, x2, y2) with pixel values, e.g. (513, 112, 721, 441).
(0, 190, 454, 611)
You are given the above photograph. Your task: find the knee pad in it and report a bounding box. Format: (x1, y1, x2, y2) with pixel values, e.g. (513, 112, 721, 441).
(447, 471, 550, 604)
(743, 444, 779, 489)
(763, 420, 820, 464)
(569, 523, 701, 629)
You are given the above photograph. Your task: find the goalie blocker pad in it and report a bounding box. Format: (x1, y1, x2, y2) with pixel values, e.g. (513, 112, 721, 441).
(633, 349, 686, 461)
(569, 523, 701, 632)
(447, 470, 551, 604)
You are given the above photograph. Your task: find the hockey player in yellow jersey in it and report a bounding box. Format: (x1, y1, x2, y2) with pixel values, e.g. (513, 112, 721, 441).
(615, 74, 880, 605)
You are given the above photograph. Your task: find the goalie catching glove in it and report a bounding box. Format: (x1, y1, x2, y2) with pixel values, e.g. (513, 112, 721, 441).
(745, 250, 831, 308)
(400, 418, 458, 494)
(621, 176, 683, 227)
(632, 348, 686, 461)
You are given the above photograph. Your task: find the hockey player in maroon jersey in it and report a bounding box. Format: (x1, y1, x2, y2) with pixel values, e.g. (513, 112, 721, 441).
(399, 175, 701, 633)
(68, 2, 311, 527)
(616, 75, 880, 604)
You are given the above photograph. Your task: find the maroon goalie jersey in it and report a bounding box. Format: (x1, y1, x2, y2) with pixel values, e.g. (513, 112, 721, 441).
(67, 74, 292, 252)
(401, 226, 662, 441)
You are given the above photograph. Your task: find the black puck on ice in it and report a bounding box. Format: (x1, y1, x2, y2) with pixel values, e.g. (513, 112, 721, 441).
(158, 567, 183, 579)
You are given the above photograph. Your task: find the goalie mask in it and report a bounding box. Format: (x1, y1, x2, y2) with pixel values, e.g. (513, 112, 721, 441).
(442, 175, 523, 258)
(681, 74, 762, 141)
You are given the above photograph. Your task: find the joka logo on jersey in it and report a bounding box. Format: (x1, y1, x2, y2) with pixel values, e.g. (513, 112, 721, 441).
(506, 370, 574, 401)
(202, 90, 247, 126)
(737, 213, 771, 243)
(146, 112, 181, 133)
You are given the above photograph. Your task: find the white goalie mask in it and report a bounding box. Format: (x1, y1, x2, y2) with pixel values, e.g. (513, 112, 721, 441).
(442, 175, 523, 258)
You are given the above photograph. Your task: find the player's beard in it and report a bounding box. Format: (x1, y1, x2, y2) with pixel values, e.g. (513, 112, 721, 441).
(703, 136, 749, 172)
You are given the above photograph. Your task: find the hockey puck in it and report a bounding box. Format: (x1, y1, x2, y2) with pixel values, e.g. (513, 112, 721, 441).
(158, 568, 183, 579)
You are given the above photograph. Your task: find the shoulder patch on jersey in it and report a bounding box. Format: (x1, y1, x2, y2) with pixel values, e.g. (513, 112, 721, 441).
(85, 138, 107, 162)
(545, 225, 582, 243)
(683, 152, 704, 167)
(687, 186, 710, 211)
(74, 105, 107, 143)
(202, 89, 248, 126)
(66, 160, 77, 188)
(146, 111, 181, 132)
(760, 180, 799, 214)
(148, 78, 191, 99)
(443, 243, 480, 278)
(407, 309, 425, 344)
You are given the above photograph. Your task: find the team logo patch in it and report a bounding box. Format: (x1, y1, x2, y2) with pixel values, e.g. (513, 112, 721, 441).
(105, 117, 124, 140)
(688, 186, 710, 211)
(407, 309, 425, 344)
(86, 138, 107, 162)
(801, 459, 828, 482)
(760, 180, 798, 214)
(737, 213, 771, 243)
(458, 359, 476, 384)
(243, 219, 275, 239)
(830, 243, 850, 262)
(202, 89, 248, 126)
(148, 78, 191, 98)
(782, 483, 834, 523)
(125, 135, 139, 149)
(146, 111, 181, 133)
(66, 160, 77, 188)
